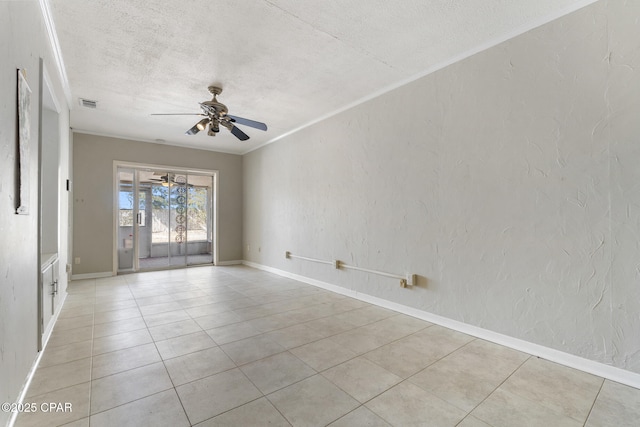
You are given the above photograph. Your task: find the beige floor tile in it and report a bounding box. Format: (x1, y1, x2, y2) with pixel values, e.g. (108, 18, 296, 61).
(500, 357, 603, 422)
(264, 324, 326, 349)
(164, 347, 236, 386)
(93, 299, 137, 313)
(245, 312, 300, 333)
(26, 357, 92, 398)
(135, 294, 176, 306)
(90, 362, 173, 413)
(331, 306, 397, 327)
(93, 307, 141, 324)
(59, 417, 90, 426)
(359, 314, 431, 341)
(38, 340, 92, 368)
(90, 389, 189, 427)
(240, 351, 316, 394)
(586, 380, 640, 426)
(209, 296, 258, 310)
(130, 289, 168, 299)
(206, 320, 263, 345)
(303, 317, 359, 337)
(268, 375, 359, 426)
(328, 406, 392, 427)
(322, 357, 402, 403)
(46, 326, 93, 349)
(138, 301, 184, 316)
(409, 339, 529, 411)
(176, 368, 262, 424)
(331, 297, 370, 310)
(233, 305, 279, 321)
(57, 305, 95, 319)
(172, 290, 209, 301)
(156, 331, 217, 360)
(184, 301, 234, 317)
(220, 334, 286, 365)
(29, 267, 640, 427)
(92, 328, 153, 355)
(471, 388, 582, 427)
(193, 311, 244, 329)
(91, 343, 161, 378)
(457, 416, 493, 427)
(15, 382, 90, 427)
(363, 325, 473, 378)
(92, 316, 147, 338)
(143, 309, 192, 327)
(290, 338, 358, 372)
(195, 397, 290, 427)
(366, 382, 466, 427)
(329, 328, 392, 355)
(53, 314, 94, 332)
(149, 318, 203, 341)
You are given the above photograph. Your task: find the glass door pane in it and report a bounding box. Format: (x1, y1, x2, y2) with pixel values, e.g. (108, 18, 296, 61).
(139, 170, 170, 270)
(169, 174, 188, 267)
(187, 174, 214, 265)
(117, 168, 135, 272)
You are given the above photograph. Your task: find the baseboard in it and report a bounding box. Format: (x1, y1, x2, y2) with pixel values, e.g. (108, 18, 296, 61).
(70, 271, 113, 280)
(216, 260, 244, 266)
(242, 260, 640, 389)
(7, 291, 67, 427)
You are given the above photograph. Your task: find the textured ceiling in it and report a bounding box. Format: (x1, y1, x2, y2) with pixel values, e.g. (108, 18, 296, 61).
(48, 0, 596, 154)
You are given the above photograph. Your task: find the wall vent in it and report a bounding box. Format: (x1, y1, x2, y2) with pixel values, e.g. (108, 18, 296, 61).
(79, 98, 97, 109)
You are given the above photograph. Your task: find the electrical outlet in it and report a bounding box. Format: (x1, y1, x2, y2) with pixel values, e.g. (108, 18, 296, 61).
(74, 257, 81, 265)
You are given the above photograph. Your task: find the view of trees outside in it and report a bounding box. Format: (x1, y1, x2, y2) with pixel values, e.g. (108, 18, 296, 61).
(150, 183, 209, 243)
(119, 181, 210, 243)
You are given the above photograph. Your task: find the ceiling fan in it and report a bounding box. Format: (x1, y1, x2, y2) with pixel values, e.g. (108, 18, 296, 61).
(151, 86, 267, 141)
(148, 173, 191, 187)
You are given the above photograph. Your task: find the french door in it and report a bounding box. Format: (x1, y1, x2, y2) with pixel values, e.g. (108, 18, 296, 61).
(116, 165, 215, 273)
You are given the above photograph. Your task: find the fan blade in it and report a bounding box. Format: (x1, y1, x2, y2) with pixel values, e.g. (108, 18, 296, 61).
(185, 123, 201, 135)
(229, 125, 250, 141)
(227, 114, 267, 131)
(151, 113, 204, 116)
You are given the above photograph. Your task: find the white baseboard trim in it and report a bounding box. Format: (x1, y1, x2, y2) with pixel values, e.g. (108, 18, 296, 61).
(71, 271, 113, 281)
(7, 291, 68, 427)
(242, 260, 640, 389)
(216, 260, 244, 266)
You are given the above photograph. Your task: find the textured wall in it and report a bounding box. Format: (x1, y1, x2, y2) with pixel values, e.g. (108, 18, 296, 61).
(72, 133, 244, 275)
(243, 0, 640, 373)
(0, 1, 71, 425)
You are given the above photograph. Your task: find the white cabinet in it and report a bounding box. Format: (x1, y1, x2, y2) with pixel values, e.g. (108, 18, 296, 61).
(41, 255, 59, 336)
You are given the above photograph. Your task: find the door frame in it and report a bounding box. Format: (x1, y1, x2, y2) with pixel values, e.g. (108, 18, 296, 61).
(112, 161, 219, 275)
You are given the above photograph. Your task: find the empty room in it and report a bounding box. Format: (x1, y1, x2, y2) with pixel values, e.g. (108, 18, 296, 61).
(1, 0, 639, 426)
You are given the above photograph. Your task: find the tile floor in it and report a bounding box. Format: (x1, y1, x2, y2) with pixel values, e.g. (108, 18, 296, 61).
(14, 266, 640, 427)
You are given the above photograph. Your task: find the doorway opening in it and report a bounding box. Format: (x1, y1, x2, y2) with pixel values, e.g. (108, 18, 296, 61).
(114, 163, 217, 274)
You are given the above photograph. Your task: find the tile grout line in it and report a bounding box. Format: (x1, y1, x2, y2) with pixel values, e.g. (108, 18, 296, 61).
(582, 377, 606, 427)
(456, 354, 533, 427)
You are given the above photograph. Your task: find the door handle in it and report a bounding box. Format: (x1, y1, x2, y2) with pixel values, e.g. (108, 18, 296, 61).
(136, 212, 142, 224)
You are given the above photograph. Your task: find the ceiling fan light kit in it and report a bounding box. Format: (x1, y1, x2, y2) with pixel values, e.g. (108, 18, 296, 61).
(152, 86, 267, 142)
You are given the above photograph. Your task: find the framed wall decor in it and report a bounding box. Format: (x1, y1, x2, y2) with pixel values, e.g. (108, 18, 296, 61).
(17, 69, 32, 215)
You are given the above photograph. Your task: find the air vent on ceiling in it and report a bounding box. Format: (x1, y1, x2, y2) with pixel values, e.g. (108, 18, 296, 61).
(78, 98, 97, 109)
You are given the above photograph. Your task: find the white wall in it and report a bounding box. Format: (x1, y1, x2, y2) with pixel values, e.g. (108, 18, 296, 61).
(243, 0, 640, 374)
(72, 133, 244, 275)
(0, 1, 71, 425)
